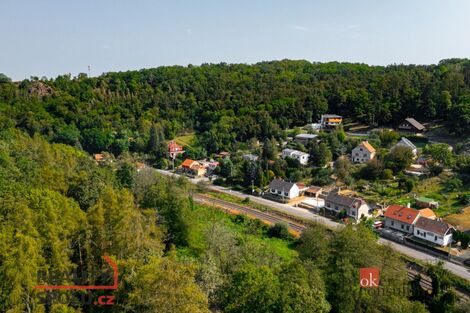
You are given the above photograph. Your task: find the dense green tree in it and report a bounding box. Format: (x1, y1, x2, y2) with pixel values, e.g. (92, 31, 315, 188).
(224, 265, 280, 313)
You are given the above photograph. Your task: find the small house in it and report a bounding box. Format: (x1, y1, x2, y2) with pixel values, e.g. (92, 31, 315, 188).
(294, 133, 318, 145)
(215, 151, 231, 159)
(398, 118, 426, 133)
(181, 159, 206, 177)
(268, 179, 300, 199)
(415, 197, 439, 209)
(281, 149, 310, 165)
(320, 114, 343, 129)
(413, 216, 454, 246)
(393, 137, 418, 157)
(324, 192, 372, 221)
(352, 141, 376, 163)
(242, 154, 259, 162)
(383, 205, 420, 234)
(304, 186, 323, 198)
(168, 141, 184, 159)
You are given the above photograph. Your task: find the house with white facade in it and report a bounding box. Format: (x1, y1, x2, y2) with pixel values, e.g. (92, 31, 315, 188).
(413, 216, 454, 246)
(352, 141, 376, 163)
(268, 179, 300, 199)
(324, 192, 372, 221)
(393, 137, 418, 157)
(281, 149, 310, 165)
(294, 133, 318, 145)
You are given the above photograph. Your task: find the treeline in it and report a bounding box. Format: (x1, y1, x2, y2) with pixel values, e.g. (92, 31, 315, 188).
(1, 59, 470, 156)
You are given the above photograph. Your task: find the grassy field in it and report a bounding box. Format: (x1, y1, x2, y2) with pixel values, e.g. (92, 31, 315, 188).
(174, 133, 196, 147)
(182, 203, 298, 261)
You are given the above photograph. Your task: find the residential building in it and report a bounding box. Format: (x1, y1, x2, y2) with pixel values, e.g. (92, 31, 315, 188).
(398, 117, 426, 133)
(413, 216, 454, 246)
(294, 133, 318, 145)
(268, 179, 300, 199)
(418, 208, 437, 220)
(168, 140, 184, 159)
(352, 141, 376, 163)
(324, 192, 372, 221)
(181, 159, 206, 177)
(320, 114, 343, 129)
(242, 153, 259, 162)
(416, 197, 439, 209)
(215, 151, 231, 159)
(393, 137, 418, 157)
(405, 164, 428, 176)
(383, 205, 420, 234)
(281, 148, 310, 165)
(304, 186, 323, 198)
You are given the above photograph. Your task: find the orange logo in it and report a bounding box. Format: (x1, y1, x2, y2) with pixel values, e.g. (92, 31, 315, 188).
(359, 268, 379, 288)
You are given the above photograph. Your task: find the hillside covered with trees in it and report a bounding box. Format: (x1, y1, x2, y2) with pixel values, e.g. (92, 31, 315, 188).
(1, 59, 470, 156)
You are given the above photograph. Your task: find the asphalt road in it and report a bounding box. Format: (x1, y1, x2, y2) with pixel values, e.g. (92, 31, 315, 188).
(155, 169, 470, 281)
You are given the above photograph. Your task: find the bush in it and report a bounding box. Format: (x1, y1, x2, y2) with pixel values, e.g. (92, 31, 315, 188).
(213, 177, 225, 186)
(268, 222, 291, 239)
(242, 197, 251, 203)
(381, 169, 394, 180)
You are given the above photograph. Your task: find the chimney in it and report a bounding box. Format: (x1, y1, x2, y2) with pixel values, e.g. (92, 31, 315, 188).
(407, 203, 411, 208)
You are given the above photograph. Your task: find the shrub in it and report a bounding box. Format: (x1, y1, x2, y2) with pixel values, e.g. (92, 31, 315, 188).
(268, 222, 291, 239)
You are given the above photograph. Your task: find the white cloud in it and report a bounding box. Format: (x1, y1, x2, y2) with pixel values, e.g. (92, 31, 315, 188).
(289, 25, 313, 32)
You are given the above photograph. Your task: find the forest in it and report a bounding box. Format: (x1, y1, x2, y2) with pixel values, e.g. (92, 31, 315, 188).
(1, 59, 470, 312)
(1, 58, 470, 157)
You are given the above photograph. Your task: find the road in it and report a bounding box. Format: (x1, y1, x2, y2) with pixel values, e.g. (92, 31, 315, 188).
(155, 169, 470, 281)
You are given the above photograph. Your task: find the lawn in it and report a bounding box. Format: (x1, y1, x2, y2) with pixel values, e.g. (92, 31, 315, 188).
(174, 133, 196, 147)
(181, 203, 298, 261)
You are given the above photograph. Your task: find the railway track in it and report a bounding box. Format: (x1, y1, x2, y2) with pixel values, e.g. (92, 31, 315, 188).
(194, 194, 440, 291)
(193, 193, 307, 233)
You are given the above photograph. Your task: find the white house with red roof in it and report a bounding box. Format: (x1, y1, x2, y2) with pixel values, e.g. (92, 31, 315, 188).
(168, 140, 184, 159)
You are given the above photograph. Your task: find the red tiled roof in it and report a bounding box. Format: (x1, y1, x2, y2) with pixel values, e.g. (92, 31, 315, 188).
(182, 159, 197, 168)
(168, 140, 183, 151)
(384, 205, 420, 225)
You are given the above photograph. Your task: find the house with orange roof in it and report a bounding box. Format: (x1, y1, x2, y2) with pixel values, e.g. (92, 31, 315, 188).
(418, 208, 437, 220)
(383, 205, 420, 234)
(181, 159, 206, 177)
(352, 141, 376, 163)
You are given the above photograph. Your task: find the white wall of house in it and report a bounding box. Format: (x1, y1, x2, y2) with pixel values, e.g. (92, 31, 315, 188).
(384, 218, 414, 234)
(352, 146, 375, 163)
(414, 227, 453, 246)
(282, 149, 309, 165)
(269, 184, 300, 199)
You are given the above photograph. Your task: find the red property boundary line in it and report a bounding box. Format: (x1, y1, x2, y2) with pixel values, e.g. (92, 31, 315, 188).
(33, 255, 118, 290)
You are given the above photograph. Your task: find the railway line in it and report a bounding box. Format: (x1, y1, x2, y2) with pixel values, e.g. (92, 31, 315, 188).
(193, 193, 470, 298)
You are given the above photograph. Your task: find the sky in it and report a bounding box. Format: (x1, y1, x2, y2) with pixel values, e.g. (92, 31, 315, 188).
(1, 0, 470, 80)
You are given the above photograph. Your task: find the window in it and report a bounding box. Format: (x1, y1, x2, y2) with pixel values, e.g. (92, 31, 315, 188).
(363, 154, 367, 157)
(417, 230, 420, 235)
(434, 236, 437, 241)
(391, 221, 394, 226)
(327, 203, 331, 208)
(406, 225, 410, 231)
(284, 192, 288, 196)
(401, 224, 404, 229)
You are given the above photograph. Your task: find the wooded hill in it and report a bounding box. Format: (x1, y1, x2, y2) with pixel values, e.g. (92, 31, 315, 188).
(1, 59, 470, 155)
